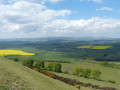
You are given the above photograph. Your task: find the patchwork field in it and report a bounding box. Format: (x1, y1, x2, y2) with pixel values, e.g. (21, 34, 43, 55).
(0, 50, 35, 56)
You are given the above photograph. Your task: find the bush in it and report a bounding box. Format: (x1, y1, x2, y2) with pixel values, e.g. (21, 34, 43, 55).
(76, 85, 81, 89)
(34, 61, 44, 69)
(12, 58, 19, 62)
(22, 59, 34, 67)
(74, 68, 83, 76)
(91, 70, 101, 79)
(108, 80, 116, 84)
(101, 61, 109, 67)
(52, 62, 61, 73)
(82, 69, 91, 78)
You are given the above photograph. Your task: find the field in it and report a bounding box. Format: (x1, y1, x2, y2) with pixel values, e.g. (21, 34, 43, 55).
(0, 50, 35, 56)
(77, 46, 112, 49)
(0, 38, 120, 90)
(0, 38, 119, 61)
(47, 61, 120, 89)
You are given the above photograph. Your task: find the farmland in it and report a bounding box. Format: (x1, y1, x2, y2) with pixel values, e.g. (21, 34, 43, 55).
(2, 38, 120, 61)
(0, 37, 120, 90)
(0, 50, 35, 56)
(77, 46, 112, 49)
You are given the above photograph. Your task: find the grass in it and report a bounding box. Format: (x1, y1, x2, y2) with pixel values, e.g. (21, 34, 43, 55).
(76, 46, 112, 49)
(0, 50, 35, 56)
(60, 62, 120, 84)
(0, 56, 78, 90)
(51, 72, 120, 90)
(46, 61, 120, 89)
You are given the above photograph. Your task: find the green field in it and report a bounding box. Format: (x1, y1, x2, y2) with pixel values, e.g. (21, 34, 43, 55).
(44, 61, 120, 89)
(60, 62, 120, 83)
(1, 38, 120, 61)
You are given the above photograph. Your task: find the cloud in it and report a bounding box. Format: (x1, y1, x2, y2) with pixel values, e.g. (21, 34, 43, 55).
(0, 0, 64, 5)
(80, 0, 102, 3)
(93, 0, 102, 3)
(0, 1, 120, 38)
(96, 7, 114, 11)
(41, 0, 64, 4)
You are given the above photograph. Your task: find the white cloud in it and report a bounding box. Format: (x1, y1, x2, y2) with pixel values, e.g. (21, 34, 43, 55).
(41, 0, 64, 4)
(80, 0, 102, 3)
(0, 1, 120, 38)
(96, 7, 114, 11)
(93, 0, 102, 3)
(0, 0, 64, 5)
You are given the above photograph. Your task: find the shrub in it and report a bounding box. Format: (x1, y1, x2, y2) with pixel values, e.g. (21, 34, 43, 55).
(22, 59, 34, 67)
(101, 61, 109, 67)
(34, 61, 44, 69)
(82, 69, 91, 78)
(108, 80, 116, 84)
(91, 70, 101, 80)
(76, 85, 81, 89)
(33, 68, 39, 72)
(74, 68, 84, 76)
(12, 58, 19, 62)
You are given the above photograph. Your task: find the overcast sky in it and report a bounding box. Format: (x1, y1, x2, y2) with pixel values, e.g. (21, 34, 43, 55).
(0, 0, 120, 38)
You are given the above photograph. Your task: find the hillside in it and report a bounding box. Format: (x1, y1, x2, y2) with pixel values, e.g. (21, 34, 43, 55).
(0, 56, 78, 90)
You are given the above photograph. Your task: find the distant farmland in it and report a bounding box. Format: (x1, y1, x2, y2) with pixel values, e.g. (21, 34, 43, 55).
(0, 50, 35, 56)
(77, 46, 112, 49)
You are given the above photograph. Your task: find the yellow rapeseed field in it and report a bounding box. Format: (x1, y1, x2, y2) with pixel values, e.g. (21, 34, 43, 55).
(77, 46, 112, 49)
(0, 50, 35, 56)
(76, 45, 93, 49)
(91, 46, 112, 49)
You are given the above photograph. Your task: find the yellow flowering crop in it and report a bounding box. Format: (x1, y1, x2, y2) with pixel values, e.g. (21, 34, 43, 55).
(0, 50, 35, 56)
(76, 45, 93, 49)
(76, 46, 112, 49)
(91, 46, 112, 49)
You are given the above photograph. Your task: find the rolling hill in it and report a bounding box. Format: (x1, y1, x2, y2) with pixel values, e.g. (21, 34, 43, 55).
(0, 56, 78, 90)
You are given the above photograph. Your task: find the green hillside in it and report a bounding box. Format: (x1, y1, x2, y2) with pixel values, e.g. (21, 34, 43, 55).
(0, 56, 78, 90)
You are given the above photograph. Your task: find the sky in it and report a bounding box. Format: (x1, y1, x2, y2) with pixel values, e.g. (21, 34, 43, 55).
(0, 0, 120, 38)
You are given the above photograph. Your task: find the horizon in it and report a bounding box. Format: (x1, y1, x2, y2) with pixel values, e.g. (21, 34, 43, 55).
(0, 0, 120, 38)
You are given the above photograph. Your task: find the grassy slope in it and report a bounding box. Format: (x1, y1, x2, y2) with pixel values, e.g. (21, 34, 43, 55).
(51, 72, 120, 90)
(61, 62, 120, 84)
(52, 61, 120, 89)
(0, 57, 78, 90)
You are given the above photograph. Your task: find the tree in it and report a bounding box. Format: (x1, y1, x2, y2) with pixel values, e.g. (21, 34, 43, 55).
(46, 63, 54, 71)
(82, 69, 91, 78)
(101, 61, 109, 67)
(91, 70, 101, 79)
(52, 62, 61, 73)
(34, 61, 44, 69)
(74, 68, 84, 76)
(46, 62, 61, 73)
(12, 58, 19, 62)
(22, 59, 34, 67)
